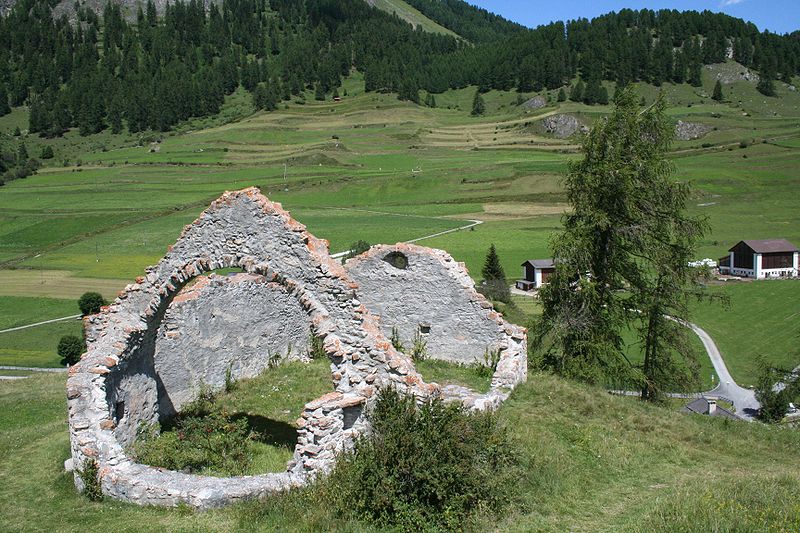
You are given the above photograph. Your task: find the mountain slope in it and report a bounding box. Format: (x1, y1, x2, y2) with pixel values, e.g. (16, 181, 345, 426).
(365, 0, 459, 38)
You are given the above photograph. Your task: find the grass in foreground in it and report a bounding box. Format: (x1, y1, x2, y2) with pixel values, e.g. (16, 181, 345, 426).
(2, 371, 799, 532)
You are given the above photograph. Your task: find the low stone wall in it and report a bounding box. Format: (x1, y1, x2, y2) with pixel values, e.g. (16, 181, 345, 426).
(66, 188, 526, 509)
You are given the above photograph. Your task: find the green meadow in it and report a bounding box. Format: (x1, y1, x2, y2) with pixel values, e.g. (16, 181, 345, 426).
(0, 64, 799, 382)
(1, 371, 798, 532)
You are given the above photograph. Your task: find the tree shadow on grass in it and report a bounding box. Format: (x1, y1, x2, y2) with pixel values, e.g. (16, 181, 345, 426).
(230, 413, 298, 449)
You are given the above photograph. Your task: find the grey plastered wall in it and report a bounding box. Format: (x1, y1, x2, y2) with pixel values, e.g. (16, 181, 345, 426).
(345, 243, 506, 364)
(154, 273, 312, 419)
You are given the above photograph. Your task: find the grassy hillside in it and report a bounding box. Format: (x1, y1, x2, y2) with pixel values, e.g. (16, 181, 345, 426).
(0, 66, 798, 378)
(0, 372, 798, 532)
(366, 0, 459, 37)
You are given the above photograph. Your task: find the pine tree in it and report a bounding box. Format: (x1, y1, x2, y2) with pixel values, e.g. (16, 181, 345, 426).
(481, 244, 509, 303)
(40, 146, 54, 159)
(534, 87, 708, 393)
(17, 142, 28, 165)
(712, 80, 724, 102)
(569, 80, 584, 102)
(557, 87, 566, 102)
(470, 89, 485, 116)
(0, 85, 10, 117)
(314, 83, 326, 101)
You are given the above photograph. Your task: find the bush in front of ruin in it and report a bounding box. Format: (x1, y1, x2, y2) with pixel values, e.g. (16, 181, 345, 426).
(321, 387, 518, 531)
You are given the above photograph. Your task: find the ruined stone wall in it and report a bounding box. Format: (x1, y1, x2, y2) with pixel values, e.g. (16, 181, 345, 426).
(154, 273, 312, 419)
(345, 243, 506, 365)
(66, 188, 526, 510)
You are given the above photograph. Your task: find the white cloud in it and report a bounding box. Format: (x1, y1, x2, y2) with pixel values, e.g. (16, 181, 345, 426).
(720, 0, 746, 6)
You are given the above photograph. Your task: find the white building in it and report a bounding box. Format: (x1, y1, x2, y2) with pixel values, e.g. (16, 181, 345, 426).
(718, 239, 799, 279)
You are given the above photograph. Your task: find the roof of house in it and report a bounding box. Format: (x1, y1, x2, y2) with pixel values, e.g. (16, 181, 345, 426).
(681, 398, 740, 420)
(718, 255, 730, 266)
(729, 239, 799, 254)
(522, 259, 555, 269)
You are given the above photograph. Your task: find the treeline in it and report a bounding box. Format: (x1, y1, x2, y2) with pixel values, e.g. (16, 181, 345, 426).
(0, 0, 798, 138)
(0, 0, 460, 136)
(422, 8, 800, 94)
(401, 0, 526, 44)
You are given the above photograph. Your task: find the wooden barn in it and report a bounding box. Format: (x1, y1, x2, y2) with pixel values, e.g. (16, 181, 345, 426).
(516, 259, 555, 291)
(718, 239, 799, 279)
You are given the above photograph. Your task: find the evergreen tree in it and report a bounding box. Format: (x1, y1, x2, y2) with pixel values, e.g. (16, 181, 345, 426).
(534, 87, 708, 393)
(470, 89, 485, 116)
(314, 83, 326, 101)
(0, 85, 10, 117)
(569, 80, 584, 102)
(757, 73, 776, 97)
(557, 87, 566, 102)
(40, 146, 54, 159)
(712, 80, 724, 102)
(480, 244, 510, 303)
(17, 142, 28, 165)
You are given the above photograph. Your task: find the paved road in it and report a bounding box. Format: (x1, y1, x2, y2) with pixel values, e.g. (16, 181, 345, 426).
(684, 321, 760, 420)
(0, 315, 81, 334)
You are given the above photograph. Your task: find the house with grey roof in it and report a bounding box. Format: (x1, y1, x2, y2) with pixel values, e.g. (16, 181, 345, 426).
(681, 397, 740, 420)
(516, 259, 555, 291)
(718, 239, 799, 279)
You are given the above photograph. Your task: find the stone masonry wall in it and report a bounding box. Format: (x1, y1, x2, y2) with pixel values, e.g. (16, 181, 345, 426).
(66, 188, 526, 510)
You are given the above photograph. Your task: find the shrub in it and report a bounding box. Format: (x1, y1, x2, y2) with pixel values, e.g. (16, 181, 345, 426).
(40, 146, 54, 159)
(475, 347, 501, 378)
(390, 326, 404, 352)
(78, 291, 106, 315)
(58, 335, 84, 366)
(410, 330, 427, 362)
(309, 329, 326, 359)
(323, 387, 517, 531)
(77, 458, 103, 501)
(133, 387, 255, 476)
(340, 239, 370, 264)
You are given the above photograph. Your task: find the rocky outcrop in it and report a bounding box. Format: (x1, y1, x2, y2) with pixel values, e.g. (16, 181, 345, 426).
(540, 114, 588, 138)
(66, 188, 527, 509)
(705, 62, 760, 84)
(521, 95, 547, 109)
(675, 120, 712, 141)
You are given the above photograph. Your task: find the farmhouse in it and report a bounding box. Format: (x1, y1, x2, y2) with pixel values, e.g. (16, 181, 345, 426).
(516, 259, 555, 291)
(718, 239, 799, 279)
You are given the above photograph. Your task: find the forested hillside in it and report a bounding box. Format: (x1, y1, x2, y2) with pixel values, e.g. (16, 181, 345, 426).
(0, 0, 798, 141)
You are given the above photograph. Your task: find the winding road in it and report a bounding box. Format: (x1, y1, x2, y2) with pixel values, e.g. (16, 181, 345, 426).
(685, 321, 760, 420)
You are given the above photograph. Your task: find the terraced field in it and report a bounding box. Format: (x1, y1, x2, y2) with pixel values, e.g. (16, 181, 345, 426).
(0, 65, 798, 378)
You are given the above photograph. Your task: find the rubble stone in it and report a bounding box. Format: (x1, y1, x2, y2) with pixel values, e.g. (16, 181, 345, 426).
(67, 187, 527, 509)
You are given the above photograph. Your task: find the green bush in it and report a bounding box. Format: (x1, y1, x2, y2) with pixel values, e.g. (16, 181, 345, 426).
(410, 330, 427, 362)
(475, 347, 501, 378)
(322, 387, 517, 531)
(133, 386, 256, 476)
(77, 458, 103, 501)
(78, 291, 106, 316)
(57, 335, 84, 366)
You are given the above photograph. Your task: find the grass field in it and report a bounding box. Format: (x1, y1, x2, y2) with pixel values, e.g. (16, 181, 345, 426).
(1, 372, 798, 532)
(690, 280, 800, 386)
(0, 63, 798, 383)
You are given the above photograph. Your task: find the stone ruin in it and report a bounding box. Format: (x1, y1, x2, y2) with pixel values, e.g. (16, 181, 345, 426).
(66, 187, 527, 509)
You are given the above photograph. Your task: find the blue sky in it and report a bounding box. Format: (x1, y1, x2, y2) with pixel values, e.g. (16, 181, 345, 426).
(470, 1, 799, 35)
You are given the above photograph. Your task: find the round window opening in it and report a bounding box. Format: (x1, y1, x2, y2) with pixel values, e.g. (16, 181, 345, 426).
(383, 251, 409, 270)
